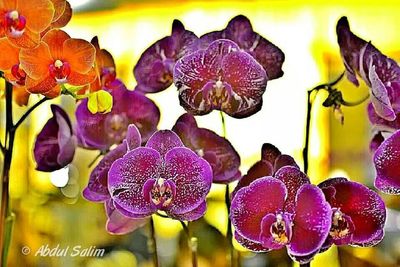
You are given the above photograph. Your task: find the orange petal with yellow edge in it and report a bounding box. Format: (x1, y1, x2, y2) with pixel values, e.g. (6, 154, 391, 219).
(25, 75, 57, 94)
(63, 38, 95, 74)
(42, 29, 70, 59)
(0, 38, 19, 70)
(19, 42, 53, 80)
(17, 0, 54, 33)
(51, 1, 71, 28)
(13, 86, 30, 106)
(68, 68, 97, 86)
(49, 0, 66, 22)
(6, 27, 40, 49)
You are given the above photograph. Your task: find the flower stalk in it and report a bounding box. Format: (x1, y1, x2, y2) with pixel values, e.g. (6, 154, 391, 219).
(149, 217, 159, 267)
(179, 221, 198, 267)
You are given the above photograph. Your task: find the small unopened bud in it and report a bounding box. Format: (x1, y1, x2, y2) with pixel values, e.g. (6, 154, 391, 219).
(334, 106, 344, 125)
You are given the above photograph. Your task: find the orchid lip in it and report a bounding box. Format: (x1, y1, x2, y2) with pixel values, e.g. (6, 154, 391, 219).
(143, 178, 177, 209)
(270, 213, 290, 245)
(330, 209, 351, 240)
(49, 60, 71, 84)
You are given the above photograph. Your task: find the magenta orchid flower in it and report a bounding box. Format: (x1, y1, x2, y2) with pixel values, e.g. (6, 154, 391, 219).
(174, 39, 268, 118)
(318, 178, 386, 249)
(34, 105, 77, 172)
(198, 15, 285, 80)
(337, 16, 400, 121)
(172, 113, 241, 183)
(134, 20, 198, 94)
(83, 124, 149, 235)
(231, 167, 332, 264)
(75, 81, 160, 150)
(108, 130, 212, 221)
(373, 130, 400, 194)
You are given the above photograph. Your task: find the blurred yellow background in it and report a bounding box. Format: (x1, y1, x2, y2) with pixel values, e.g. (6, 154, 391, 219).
(2, 0, 400, 266)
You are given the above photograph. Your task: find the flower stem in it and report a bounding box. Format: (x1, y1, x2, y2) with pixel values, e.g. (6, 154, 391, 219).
(149, 217, 159, 267)
(179, 221, 198, 267)
(13, 97, 48, 130)
(220, 111, 226, 137)
(302, 89, 313, 175)
(300, 263, 311, 267)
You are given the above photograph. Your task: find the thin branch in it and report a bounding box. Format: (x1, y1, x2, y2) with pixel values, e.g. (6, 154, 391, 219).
(179, 221, 198, 267)
(13, 97, 48, 130)
(149, 217, 159, 267)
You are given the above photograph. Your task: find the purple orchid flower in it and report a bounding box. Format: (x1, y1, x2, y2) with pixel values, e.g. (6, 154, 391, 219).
(318, 178, 386, 249)
(337, 16, 400, 121)
(34, 105, 77, 172)
(198, 15, 285, 80)
(108, 130, 212, 221)
(233, 143, 298, 197)
(76, 81, 160, 151)
(231, 167, 332, 264)
(373, 130, 400, 194)
(172, 113, 241, 183)
(134, 20, 198, 94)
(174, 39, 268, 118)
(83, 124, 150, 235)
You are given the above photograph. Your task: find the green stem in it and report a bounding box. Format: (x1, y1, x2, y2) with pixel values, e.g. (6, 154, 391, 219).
(149, 217, 159, 267)
(220, 111, 226, 137)
(179, 221, 198, 267)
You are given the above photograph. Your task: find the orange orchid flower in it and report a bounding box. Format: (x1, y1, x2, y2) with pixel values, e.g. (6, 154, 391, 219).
(50, 0, 72, 29)
(19, 29, 97, 98)
(0, 0, 55, 48)
(0, 38, 30, 105)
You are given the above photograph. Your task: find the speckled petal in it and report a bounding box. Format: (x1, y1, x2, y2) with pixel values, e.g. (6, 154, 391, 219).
(108, 147, 161, 215)
(274, 166, 310, 213)
(319, 178, 386, 246)
(289, 184, 332, 257)
(105, 200, 149, 235)
(134, 20, 198, 93)
(83, 142, 128, 202)
(234, 231, 269, 252)
(163, 147, 212, 214)
(230, 177, 286, 242)
(167, 201, 207, 221)
(374, 130, 400, 194)
(126, 124, 142, 151)
(368, 103, 400, 132)
(145, 130, 183, 158)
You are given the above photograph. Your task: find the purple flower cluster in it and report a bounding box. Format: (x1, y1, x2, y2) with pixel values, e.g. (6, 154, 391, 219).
(231, 145, 386, 263)
(134, 15, 284, 118)
(337, 17, 400, 194)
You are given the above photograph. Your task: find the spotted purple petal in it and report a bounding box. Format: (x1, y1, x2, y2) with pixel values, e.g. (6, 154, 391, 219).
(288, 184, 332, 257)
(76, 83, 160, 150)
(319, 178, 386, 246)
(34, 105, 77, 172)
(83, 141, 128, 202)
(105, 200, 149, 235)
(374, 130, 400, 194)
(145, 130, 183, 158)
(172, 113, 241, 183)
(166, 201, 207, 221)
(231, 177, 287, 242)
(199, 15, 285, 80)
(368, 103, 400, 132)
(134, 20, 198, 94)
(174, 39, 268, 118)
(163, 147, 212, 215)
(108, 147, 161, 216)
(234, 231, 269, 252)
(274, 166, 310, 213)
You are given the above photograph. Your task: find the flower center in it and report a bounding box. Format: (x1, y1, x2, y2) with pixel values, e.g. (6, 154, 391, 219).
(145, 178, 176, 209)
(49, 60, 71, 84)
(270, 214, 289, 245)
(330, 210, 350, 239)
(11, 64, 26, 86)
(4, 10, 26, 37)
(104, 113, 129, 144)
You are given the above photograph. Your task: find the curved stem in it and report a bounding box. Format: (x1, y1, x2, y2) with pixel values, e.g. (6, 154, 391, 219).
(179, 221, 198, 267)
(13, 97, 48, 130)
(342, 93, 370, 107)
(149, 217, 159, 267)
